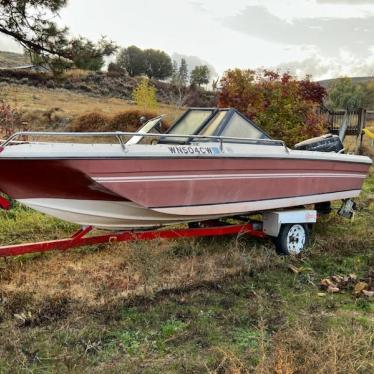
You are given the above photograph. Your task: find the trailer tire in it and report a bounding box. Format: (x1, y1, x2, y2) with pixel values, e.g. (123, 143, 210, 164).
(274, 223, 310, 256)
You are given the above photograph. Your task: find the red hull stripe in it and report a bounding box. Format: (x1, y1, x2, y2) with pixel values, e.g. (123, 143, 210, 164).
(94, 173, 365, 182)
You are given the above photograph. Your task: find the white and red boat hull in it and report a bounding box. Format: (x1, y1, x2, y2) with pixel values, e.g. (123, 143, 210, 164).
(0, 142, 371, 230)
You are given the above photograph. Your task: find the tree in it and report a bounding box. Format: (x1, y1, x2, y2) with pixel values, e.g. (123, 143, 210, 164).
(116, 46, 173, 80)
(179, 58, 188, 87)
(144, 49, 173, 80)
(70, 37, 116, 71)
(132, 78, 158, 111)
(116, 46, 146, 77)
(298, 76, 326, 104)
(190, 65, 210, 87)
(219, 69, 327, 145)
(0, 1, 117, 71)
(326, 78, 364, 111)
(171, 59, 190, 107)
(359, 81, 374, 110)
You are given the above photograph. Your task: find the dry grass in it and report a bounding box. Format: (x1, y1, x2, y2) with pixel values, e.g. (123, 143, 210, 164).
(263, 322, 373, 374)
(1, 83, 182, 131)
(0, 237, 276, 309)
(343, 120, 374, 154)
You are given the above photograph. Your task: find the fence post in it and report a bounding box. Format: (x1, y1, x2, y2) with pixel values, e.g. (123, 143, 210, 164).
(355, 108, 366, 154)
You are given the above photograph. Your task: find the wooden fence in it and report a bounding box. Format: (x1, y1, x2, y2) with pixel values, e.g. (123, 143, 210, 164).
(367, 110, 374, 121)
(320, 107, 367, 153)
(321, 108, 366, 136)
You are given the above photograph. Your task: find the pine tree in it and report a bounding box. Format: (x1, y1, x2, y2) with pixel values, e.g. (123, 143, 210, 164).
(190, 65, 210, 87)
(0, 1, 117, 72)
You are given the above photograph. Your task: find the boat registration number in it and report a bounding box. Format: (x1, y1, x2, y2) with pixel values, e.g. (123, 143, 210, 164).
(168, 146, 221, 155)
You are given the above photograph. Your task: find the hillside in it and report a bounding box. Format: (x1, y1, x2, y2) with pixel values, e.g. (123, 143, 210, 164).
(0, 84, 183, 138)
(0, 49, 212, 132)
(0, 51, 217, 109)
(318, 76, 374, 88)
(0, 51, 30, 68)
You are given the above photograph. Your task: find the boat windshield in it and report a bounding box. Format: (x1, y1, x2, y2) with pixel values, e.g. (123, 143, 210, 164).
(219, 112, 268, 140)
(167, 109, 214, 136)
(160, 108, 270, 144)
(199, 111, 227, 136)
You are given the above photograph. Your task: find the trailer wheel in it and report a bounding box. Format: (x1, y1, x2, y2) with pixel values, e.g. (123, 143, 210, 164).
(274, 223, 310, 256)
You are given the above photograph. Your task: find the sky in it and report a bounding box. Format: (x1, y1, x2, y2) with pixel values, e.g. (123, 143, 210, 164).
(1, 0, 374, 80)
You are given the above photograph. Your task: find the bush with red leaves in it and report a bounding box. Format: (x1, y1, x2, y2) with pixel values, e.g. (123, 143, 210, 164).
(219, 69, 327, 145)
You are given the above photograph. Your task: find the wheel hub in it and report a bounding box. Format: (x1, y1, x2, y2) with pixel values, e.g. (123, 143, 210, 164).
(286, 224, 306, 255)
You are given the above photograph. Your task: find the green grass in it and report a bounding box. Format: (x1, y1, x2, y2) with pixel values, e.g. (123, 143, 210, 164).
(0, 170, 373, 373)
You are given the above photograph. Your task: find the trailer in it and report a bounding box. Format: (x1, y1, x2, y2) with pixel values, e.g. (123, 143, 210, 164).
(0, 197, 318, 258)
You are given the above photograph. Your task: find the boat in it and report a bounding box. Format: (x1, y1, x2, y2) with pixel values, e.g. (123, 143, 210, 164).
(0, 108, 371, 230)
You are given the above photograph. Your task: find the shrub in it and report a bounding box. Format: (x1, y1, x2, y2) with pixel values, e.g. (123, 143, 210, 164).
(69, 110, 165, 133)
(69, 112, 109, 132)
(0, 100, 22, 137)
(107, 62, 127, 77)
(219, 69, 327, 145)
(132, 78, 158, 111)
(107, 111, 158, 132)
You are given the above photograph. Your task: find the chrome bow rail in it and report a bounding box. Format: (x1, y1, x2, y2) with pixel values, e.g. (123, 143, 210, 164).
(0, 131, 289, 153)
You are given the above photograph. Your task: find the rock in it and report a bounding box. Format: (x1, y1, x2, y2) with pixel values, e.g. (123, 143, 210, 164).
(362, 290, 374, 297)
(320, 278, 336, 288)
(327, 286, 340, 293)
(353, 281, 368, 295)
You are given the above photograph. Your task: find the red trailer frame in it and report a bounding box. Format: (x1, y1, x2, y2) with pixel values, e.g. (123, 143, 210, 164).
(0, 194, 318, 257)
(0, 195, 10, 210)
(0, 222, 265, 258)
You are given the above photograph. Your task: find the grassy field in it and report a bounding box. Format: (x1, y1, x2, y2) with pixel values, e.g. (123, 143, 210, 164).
(0, 165, 373, 371)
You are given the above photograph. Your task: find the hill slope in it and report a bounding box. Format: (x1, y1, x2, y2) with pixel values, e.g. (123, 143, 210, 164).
(0, 51, 217, 108)
(0, 51, 30, 68)
(318, 76, 374, 88)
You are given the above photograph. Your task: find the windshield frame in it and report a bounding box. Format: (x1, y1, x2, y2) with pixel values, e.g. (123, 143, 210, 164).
(126, 115, 163, 145)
